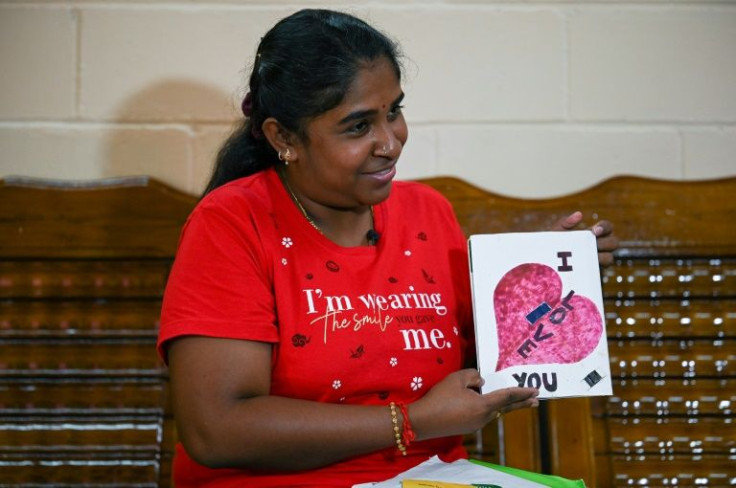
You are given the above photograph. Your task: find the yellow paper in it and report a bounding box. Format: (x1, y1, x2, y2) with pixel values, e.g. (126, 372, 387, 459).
(401, 481, 473, 488)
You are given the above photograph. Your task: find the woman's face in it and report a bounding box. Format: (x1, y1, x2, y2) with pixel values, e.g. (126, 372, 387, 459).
(288, 56, 408, 210)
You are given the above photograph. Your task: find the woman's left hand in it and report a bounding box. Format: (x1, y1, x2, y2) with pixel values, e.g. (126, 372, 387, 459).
(551, 211, 619, 267)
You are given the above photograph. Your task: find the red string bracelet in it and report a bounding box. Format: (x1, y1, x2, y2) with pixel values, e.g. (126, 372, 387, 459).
(398, 402, 416, 449)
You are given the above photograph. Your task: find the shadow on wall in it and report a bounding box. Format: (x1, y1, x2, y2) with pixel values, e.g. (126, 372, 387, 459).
(103, 79, 237, 196)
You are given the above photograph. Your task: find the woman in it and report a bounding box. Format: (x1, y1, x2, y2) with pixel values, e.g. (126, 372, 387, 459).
(157, 9, 617, 487)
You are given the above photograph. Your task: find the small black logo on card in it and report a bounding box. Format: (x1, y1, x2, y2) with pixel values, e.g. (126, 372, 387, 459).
(583, 370, 603, 387)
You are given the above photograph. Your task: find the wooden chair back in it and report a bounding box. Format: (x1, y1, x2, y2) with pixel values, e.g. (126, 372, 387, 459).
(3, 174, 734, 486)
(420, 175, 736, 487)
(0, 177, 197, 486)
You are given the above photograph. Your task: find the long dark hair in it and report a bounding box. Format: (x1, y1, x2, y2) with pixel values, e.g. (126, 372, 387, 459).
(203, 9, 402, 195)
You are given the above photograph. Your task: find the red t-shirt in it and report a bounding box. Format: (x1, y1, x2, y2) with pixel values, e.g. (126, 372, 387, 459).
(158, 168, 473, 487)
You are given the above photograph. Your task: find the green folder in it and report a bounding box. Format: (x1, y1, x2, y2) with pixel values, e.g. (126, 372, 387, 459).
(469, 459, 586, 488)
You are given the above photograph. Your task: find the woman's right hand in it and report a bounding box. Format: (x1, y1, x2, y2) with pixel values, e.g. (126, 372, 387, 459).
(409, 368, 539, 441)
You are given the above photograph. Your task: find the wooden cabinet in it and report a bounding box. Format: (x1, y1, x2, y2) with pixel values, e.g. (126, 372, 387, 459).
(2, 175, 734, 487)
(422, 176, 736, 487)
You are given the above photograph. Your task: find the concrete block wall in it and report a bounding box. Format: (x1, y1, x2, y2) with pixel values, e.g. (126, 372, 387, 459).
(1, 1, 734, 198)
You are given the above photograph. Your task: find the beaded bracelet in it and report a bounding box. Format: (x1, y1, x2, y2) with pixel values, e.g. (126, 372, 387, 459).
(389, 402, 407, 455)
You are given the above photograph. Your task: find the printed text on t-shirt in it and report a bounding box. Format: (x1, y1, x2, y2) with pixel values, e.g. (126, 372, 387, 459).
(302, 287, 448, 344)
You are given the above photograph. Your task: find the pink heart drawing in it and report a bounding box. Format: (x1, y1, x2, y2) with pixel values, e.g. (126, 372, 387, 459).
(493, 263, 602, 371)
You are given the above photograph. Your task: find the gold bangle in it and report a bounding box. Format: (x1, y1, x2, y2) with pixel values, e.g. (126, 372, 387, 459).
(389, 402, 407, 456)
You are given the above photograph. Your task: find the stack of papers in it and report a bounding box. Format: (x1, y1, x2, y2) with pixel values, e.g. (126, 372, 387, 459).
(353, 456, 547, 488)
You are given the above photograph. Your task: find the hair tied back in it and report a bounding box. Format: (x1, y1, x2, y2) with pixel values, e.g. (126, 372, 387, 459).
(241, 91, 254, 118)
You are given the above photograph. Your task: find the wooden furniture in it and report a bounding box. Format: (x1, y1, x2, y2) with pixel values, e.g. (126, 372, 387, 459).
(2, 174, 734, 487)
(0, 177, 196, 487)
(422, 175, 736, 487)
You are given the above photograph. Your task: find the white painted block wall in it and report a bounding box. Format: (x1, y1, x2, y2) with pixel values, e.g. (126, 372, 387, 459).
(1, 1, 734, 197)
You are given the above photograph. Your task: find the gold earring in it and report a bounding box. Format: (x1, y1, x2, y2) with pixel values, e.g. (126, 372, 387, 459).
(279, 148, 291, 166)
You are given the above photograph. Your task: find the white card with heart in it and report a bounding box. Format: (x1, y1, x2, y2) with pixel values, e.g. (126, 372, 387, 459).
(468, 230, 612, 398)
